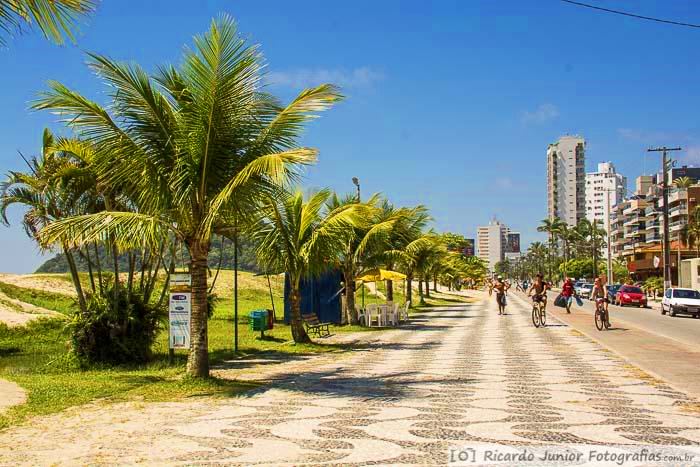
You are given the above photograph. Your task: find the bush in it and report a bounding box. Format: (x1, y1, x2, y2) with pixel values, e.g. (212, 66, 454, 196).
(69, 286, 165, 365)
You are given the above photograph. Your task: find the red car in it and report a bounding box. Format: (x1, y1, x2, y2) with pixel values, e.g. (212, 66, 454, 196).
(614, 285, 647, 307)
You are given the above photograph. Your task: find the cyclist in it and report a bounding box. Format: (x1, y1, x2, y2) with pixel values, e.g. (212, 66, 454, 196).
(528, 273, 550, 308)
(494, 275, 510, 315)
(591, 276, 608, 312)
(561, 276, 575, 313)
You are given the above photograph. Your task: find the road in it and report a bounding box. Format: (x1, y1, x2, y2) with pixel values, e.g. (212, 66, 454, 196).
(547, 290, 700, 349)
(1, 293, 699, 465)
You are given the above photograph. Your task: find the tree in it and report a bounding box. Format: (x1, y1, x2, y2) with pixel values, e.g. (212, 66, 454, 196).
(0, 0, 96, 45)
(674, 176, 694, 189)
(1, 129, 89, 313)
(34, 16, 342, 377)
(325, 194, 401, 324)
(254, 189, 362, 343)
(537, 217, 564, 281)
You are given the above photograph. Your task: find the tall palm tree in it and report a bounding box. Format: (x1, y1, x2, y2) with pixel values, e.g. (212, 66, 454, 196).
(1, 129, 88, 312)
(0, 0, 96, 45)
(527, 241, 547, 275)
(537, 217, 564, 280)
(325, 193, 401, 324)
(254, 189, 362, 343)
(35, 16, 343, 377)
(371, 202, 430, 302)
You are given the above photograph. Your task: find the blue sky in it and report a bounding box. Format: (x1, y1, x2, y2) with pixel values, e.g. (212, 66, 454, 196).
(1, 0, 700, 272)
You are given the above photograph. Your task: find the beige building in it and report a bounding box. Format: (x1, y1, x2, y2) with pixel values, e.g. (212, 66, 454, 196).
(547, 135, 586, 226)
(477, 219, 510, 272)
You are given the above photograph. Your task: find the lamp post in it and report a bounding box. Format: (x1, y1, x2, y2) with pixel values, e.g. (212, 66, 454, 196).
(352, 177, 360, 202)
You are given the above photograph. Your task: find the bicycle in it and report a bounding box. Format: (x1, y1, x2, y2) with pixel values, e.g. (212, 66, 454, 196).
(531, 296, 546, 328)
(594, 298, 611, 330)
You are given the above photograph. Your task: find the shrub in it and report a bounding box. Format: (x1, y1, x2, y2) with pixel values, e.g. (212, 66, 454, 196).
(69, 286, 165, 365)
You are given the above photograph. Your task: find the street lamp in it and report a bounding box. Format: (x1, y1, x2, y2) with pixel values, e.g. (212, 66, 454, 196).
(352, 177, 360, 202)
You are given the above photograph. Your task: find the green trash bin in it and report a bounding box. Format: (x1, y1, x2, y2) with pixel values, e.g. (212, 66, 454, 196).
(249, 310, 269, 336)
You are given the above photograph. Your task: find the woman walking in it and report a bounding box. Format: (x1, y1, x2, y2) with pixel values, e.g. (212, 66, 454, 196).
(562, 277, 575, 313)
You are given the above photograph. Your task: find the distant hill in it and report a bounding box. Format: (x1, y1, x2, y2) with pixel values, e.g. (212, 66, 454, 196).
(36, 235, 262, 273)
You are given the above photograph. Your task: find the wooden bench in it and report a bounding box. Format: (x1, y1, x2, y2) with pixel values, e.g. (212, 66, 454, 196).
(301, 313, 331, 338)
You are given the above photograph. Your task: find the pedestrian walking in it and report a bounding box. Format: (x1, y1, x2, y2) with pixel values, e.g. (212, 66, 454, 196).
(494, 276, 510, 315)
(562, 276, 575, 313)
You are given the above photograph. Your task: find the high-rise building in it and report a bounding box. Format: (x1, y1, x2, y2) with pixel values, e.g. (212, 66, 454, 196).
(547, 135, 586, 226)
(611, 173, 700, 285)
(477, 219, 510, 271)
(585, 162, 627, 258)
(476, 219, 520, 271)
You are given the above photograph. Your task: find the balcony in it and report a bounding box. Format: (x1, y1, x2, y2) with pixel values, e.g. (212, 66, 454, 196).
(668, 205, 688, 217)
(658, 189, 688, 207)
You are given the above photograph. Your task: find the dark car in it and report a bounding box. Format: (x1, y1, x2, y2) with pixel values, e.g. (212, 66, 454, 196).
(607, 284, 621, 302)
(614, 285, 647, 307)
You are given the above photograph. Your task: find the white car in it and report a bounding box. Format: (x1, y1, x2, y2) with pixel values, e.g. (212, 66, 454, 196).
(661, 288, 700, 318)
(577, 283, 593, 300)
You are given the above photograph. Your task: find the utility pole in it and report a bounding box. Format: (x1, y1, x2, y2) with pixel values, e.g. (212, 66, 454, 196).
(592, 220, 598, 279)
(606, 189, 613, 284)
(648, 147, 682, 290)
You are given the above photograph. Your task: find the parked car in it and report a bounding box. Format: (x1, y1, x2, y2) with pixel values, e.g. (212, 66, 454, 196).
(578, 283, 593, 299)
(614, 285, 647, 307)
(661, 288, 700, 318)
(607, 284, 621, 302)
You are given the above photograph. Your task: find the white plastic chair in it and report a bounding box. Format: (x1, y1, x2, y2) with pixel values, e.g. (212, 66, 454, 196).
(399, 302, 410, 322)
(366, 304, 380, 327)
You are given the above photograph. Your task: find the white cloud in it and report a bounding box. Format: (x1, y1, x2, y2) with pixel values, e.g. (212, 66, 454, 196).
(520, 103, 559, 124)
(266, 67, 383, 89)
(495, 177, 514, 189)
(680, 145, 700, 165)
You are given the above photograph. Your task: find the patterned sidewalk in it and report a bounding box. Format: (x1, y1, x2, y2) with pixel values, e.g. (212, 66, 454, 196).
(1, 294, 700, 465)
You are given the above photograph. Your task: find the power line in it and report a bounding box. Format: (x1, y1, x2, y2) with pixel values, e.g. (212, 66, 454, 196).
(559, 0, 700, 29)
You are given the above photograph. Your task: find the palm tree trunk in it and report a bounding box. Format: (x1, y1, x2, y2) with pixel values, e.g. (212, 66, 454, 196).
(93, 242, 103, 296)
(424, 275, 431, 298)
(83, 246, 96, 293)
(186, 240, 210, 378)
(406, 274, 413, 304)
(63, 243, 87, 314)
(386, 280, 393, 302)
(344, 267, 358, 324)
(289, 283, 310, 343)
(433, 274, 437, 292)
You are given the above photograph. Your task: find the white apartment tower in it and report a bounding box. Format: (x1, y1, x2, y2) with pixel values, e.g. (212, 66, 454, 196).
(585, 162, 627, 224)
(586, 162, 627, 258)
(477, 219, 509, 271)
(547, 135, 586, 226)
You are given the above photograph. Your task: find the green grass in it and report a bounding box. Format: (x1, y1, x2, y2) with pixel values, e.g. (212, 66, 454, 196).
(0, 277, 376, 429)
(0, 281, 76, 315)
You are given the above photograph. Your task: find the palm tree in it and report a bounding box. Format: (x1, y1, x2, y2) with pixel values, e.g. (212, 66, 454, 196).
(325, 193, 402, 324)
(254, 189, 362, 343)
(537, 217, 564, 280)
(1, 129, 89, 312)
(675, 176, 694, 189)
(34, 16, 343, 377)
(374, 202, 430, 302)
(0, 0, 96, 45)
(527, 241, 547, 275)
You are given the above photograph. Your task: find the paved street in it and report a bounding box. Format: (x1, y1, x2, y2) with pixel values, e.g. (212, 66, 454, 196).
(2, 294, 700, 465)
(548, 290, 700, 349)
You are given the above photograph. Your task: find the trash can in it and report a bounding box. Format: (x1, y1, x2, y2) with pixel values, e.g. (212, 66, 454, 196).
(249, 309, 269, 331)
(266, 309, 274, 329)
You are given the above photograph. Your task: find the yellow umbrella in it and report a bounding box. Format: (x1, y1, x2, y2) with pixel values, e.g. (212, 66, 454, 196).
(356, 268, 406, 282)
(356, 268, 407, 308)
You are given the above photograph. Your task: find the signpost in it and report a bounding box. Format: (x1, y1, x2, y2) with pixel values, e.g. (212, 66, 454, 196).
(169, 273, 191, 361)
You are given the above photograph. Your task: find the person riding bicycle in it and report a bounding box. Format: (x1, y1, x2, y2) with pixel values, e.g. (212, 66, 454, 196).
(528, 273, 550, 308)
(494, 275, 510, 315)
(591, 276, 608, 312)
